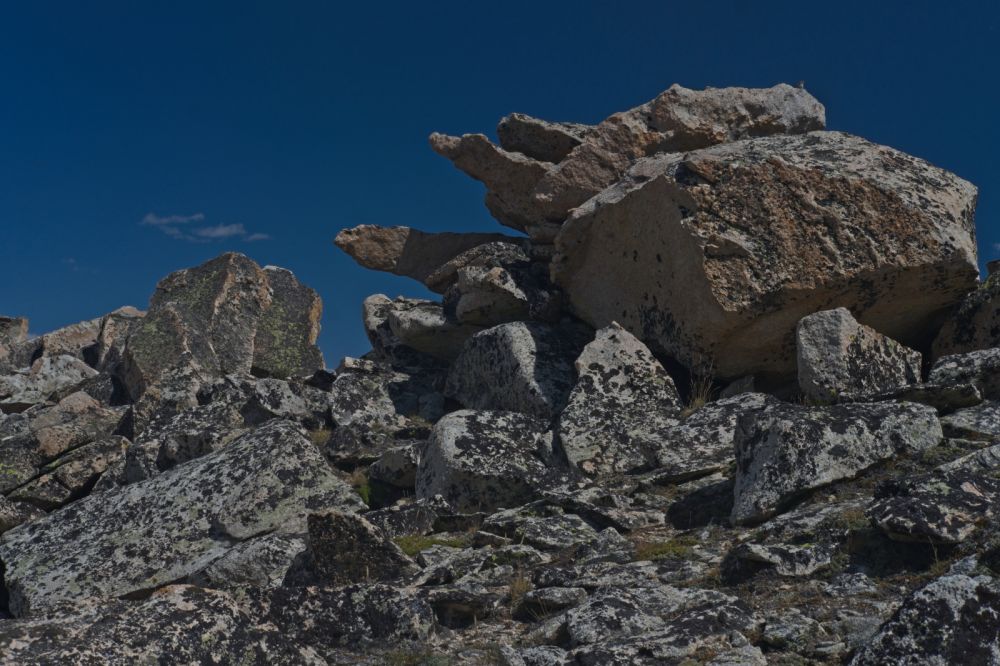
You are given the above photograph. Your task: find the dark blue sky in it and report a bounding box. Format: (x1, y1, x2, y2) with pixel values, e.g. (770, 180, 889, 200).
(1, 1, 997, 366)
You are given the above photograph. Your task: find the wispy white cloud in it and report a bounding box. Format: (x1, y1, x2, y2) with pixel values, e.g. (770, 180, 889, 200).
(192, 223, 247, 239)
(140, 212, 205, 227)
(140, 212, 270, 242)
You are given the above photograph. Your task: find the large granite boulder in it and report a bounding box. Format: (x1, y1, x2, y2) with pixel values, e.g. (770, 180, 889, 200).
(556, 322, 682, 476)
(445, 320, 590, 420)
(551, 131, 979, 382)
(0, 419, 364, 616)
(797, 308, 921, 402)
(933, 272, 1000, 358)
(120, 253, 323, 406)
(335, 224, 513, 291)
(731, 402, 942, 525)
(416, 409, 565, 512)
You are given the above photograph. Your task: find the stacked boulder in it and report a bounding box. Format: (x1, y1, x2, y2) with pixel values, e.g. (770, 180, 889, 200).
(2, 83, 999, 664)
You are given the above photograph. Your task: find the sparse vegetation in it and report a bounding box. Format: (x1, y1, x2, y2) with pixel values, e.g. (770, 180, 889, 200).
(393, 533, 472, 557)
(634, 534, 699, 561)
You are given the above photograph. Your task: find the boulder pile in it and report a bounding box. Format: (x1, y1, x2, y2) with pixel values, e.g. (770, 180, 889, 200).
(2, 83, 999, 664)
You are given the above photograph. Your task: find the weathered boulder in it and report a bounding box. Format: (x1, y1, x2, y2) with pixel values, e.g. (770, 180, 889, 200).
(933, 272, 1000, 358)
(0, 584, 320, 665)
(535, 83, 825, 223)
(429, 132, 552, 232)
(940, 401, 1000, 440)
(0, 495, 43, 535)
(797, 307, 921, 402)
(0, 315, 29, 372)
(425, 240, 533, 293)
(868, 470, 1000, 544)
(557, 322, 682, 476)
(8, 436, 128, 511)
(851, 574, 1000, 665)
(385, 298, 484, 361)
(552, 131, 979, 381)
(91, 306, 145, 373)
(121, 253, 323, 407)
(335, 224, 513, 290)
(361, 294, 450, 370)
(653, 392, 779, 481)
(445, 321, 590, 420)
(732, 402, 942, 525)
(0, 419, 364, 616)
(929, 348, 1000, 400)
(416, 410, 565, 512)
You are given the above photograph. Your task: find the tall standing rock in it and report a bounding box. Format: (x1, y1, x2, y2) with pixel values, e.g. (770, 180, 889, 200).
(120, 253, 323, 405)
(797, 308, 922, 402)
(552, 131, 979, 382)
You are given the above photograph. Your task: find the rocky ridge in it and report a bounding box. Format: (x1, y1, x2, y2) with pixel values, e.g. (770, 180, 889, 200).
(2, 82, 1000, 664)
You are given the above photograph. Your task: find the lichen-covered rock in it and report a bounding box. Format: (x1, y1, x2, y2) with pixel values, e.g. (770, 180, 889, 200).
(190, 532, 307, 590)
(0, 419, 364, 616)
(386, 298, 484, 361)
(653, 393, 779, 481)
(369, 442, 421, 489)
(425, 240, 532, 293)
(732, 402, 943, 525)
(797, 307, 922, 402)
(417, 410, 567, 512)
(868, 470, 1000, 544)
(552, 131, 979, 382)
(870, 382, 983, 413)
(0, 495, 44, 535)
(445, 321, 590, 420)
(557, 323, 682, 476)
(0, 354, 98, 410)
(850, 574, 1000, 665)
(939, 400, 1000, 441)
(930, 348, 1000, 400)
(335, 224, 513, 290)
(361, 294, 451, 370)
(0, 584, 322, 665)
(933, 272, 1000, 358)
(286, 510, 419, 586)
(120, 253, 323, 408)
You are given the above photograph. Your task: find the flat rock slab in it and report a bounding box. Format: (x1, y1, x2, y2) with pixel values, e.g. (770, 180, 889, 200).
(940, 401, 1000, 440)
(732, 402, 942, 525)
(797, 307, 921, 402)
(0, 419, 364, 616)
(930, 348, 1000, 400)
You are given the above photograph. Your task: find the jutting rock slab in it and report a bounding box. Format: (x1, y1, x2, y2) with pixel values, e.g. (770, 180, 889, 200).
(552, 131, 979, 381)
(731, 401, 942, 525)
(797, 307, 922, 402)
(0, 419, 364, 616)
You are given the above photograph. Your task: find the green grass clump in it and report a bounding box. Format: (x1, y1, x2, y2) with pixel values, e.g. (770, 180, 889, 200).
(634, 535, 699, 561)
(393, 534, 471, 557)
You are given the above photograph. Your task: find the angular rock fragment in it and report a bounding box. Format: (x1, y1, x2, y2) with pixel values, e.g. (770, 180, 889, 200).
(552, 131, 979, 381)
(933, 271, 1000, 358)
(429, 132, 552, 231)
(0, 354, 98, 411)
(385, 298, 484, 361)
(851, 574, 1000, 665)
(445, 321, 590, 420)
(0, 315, 29, 372)
(0, 495, 44, 534)
(940, 401, 1000, 440)
(732, 402, 942, 524)
(0, 420, 364, 616)
(797, 307, 921, 402)
(417, 410, 566, 512)
(870, 382, 982, 413)
(335, 224, 513, 289)
(425, 240, 533, 293)
(930, 348, 1000, 399)
(653, 392, 778, 481)
(361, 294, 450, 370)
(557, 322, 682, 476)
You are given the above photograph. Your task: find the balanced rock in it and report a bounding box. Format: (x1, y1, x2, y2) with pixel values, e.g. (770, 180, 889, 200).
(552, 131, 979, 381)
(557, 322, 682, 476)
(335, 224, 513, 291)
(0, 419, 364, 616)
(933, 271, 1000, 358)
(797, 307, 922, 402)
(732, 402, 942, 524)
(416, 409, 565, 512)
(445, 320, 590, 420)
